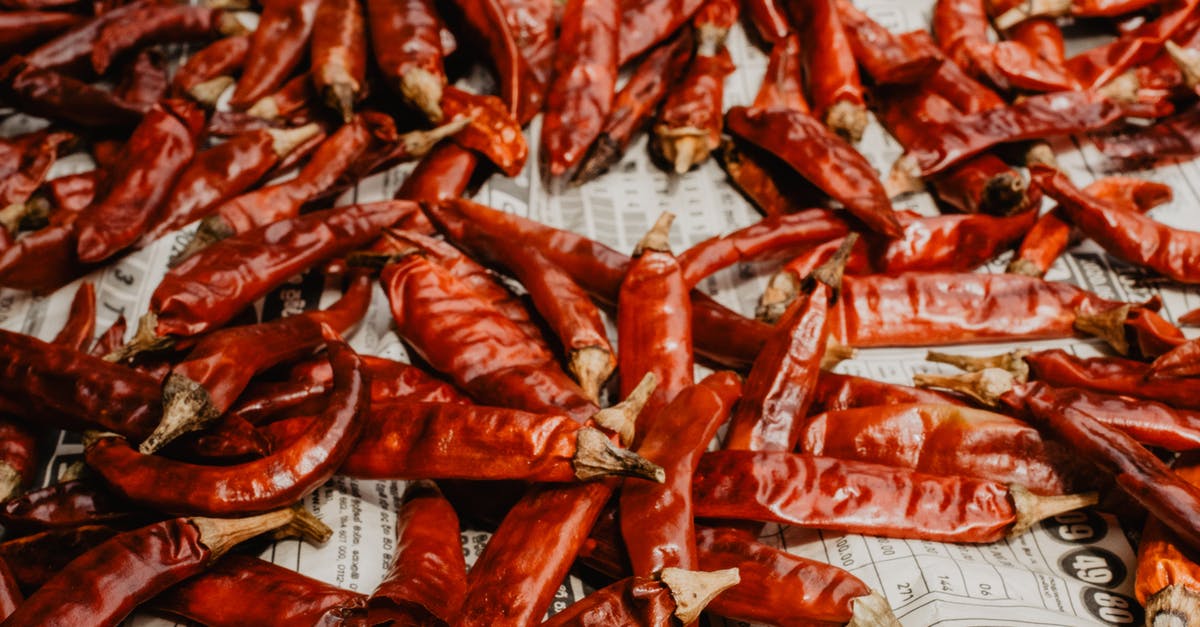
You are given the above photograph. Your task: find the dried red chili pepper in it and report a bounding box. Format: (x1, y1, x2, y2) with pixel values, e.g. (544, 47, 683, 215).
(310, 0, 366, 120)
(790, 0, 867, 142)
(1135, 458, 1200, 623)
(0, 130, 73, 222)
(90, 313, 126, 357)
(367, 0, 447, 121)
(42, 170, 99, 214)
(5, 508, 312, 625)
(52, 280, 96, 351)
(363, 481, 464, 625)
(752, 34, 808, 113)
(0, 57, 145, 128)
(114, 47, 169, 109)
(542, 568, 740, 626)
(73, 99, 205, 263)
(493, 0, 554, 120)
(440, 86, 528, 177)
(445, 0, 533, 122)
(620, 372, 740, 576)
(812, 371, 966, 413)
(726, 106, 903, 238)
(277, 353, 468, 410)
(156, 555, 366, 626)
(694, 450, 1096, 542)
(171, 33, 249, 105)
(0, 525, 119, 593)
(835, 1, 939, 84)
(746, 0, 789, 42)
(618, 0, 704, 64)
(90, 3, 247, 75)
(1068, 0, 1200, 89)
(1095, 101, 1200, 162)
(1023, 349, 1200, 411)
(166, 413, 272, 464)
(1150, 337, 1200, 379)
(0, 10, 85, 57)
(245, 72, 315, 121)
(21, 0, 150, 73)
(717, 138, 823, 217)
(228, 0, 321, 108)
(395, 143, 478, 203)
(0, 220, 84, 293)
(0, 479, 133, 533)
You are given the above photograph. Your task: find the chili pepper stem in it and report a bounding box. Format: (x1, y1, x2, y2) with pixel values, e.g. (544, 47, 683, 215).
(325, 82, 358, 124)
(1008, 485, 1098, 537)
(573, 427, 666, 482)
(696, 28, 730, 58)
(593, 372, 658, 446)
(0, 203, 28, 235)
(191, 508, 298, 559)
(983, 172, 1028, 216)
(635, 212, 676, 255)
(1096, 72, 1140, 105)
(826, 100, 868, 144)
(216, 11, 252, 36)
(1165, 41, 1200, 89)
(1146, 585, 1200, 627)
(141, 373, 221, 454)
(571, 135, 620, 186)
(993, 0, 1070, 30)
(821, 342, 856, 370)
(105, 312, 174, 363)
(926, 349, 1031, 382)
(884, 155, 925, 198)
(570, 346, 616, 404)
(912, 368, 1016, 407)
(401, 68, 445, 123)
(1025, 142, 1059, 169)
(758, 270, 799, 323)
(656, 128, 711, 175)
(810, 232, 857, 294)
(1007, 257, 1045, 277)
(268, 123, 323, 157)
(170, 215, 235, 267)
(0, 463, 19, 503)
(660, 567, 741, 623)
(188, 76, 234, 107)
(246, 95, 282, 120)
(402, 116, 472, 158)
(849, 590, 902, 627)
(1074, 304, 1132, 355)
(271, 505, 333, 544)
(56, 460, 86, 483)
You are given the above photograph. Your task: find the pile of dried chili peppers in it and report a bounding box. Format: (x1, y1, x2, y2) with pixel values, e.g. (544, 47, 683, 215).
(3, 0, 1200, 624)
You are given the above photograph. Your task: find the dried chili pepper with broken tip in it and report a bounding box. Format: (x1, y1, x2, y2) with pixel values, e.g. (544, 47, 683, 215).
(790, 0, 867, 142)
(155, 555, 366, 627)
(1135, 458, 1200, 623)
(229, 0, 321, 108)
(717, 139, 824, 217)
(694, 450, 1097, 542)
(4, 509, 305, 626)
(655, 41, 734, 172)
(88, 338, 365, 516)
(544, 569, 740, 627)
(0, 11, 85, 57)
(575, 30, 694, 184)
(74, 99, 205, 264)
(0, 57, 145, 128)
(440, 87, 527, 177)
(726, 106, 903, 238)
(153, 200, 418, 338)
(115, 48, 169, 110)
(621, 372, 741, 576)
(364, 481, 464, 626)
(539, 0, 619, 179)
(618, 0, 703, 64)
(0, 479, 132, 533)
(311, 0, 367, 121)
(1067, 0, 1199, 89)
(90, 3, 245, 75)
(172, 34, 249, 103)
(368, 0, 447, 122)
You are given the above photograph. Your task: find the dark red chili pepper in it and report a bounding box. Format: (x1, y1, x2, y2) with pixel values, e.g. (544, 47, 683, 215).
(0, 479, 133, 533)
(445, 0, 533, 123)
(997, 0, 1163, 25)
(542, 569, 740, 626)
(21, 0, 150, 73)
(493, 0, 555, 121)
(440, 86, 528, 177)
(0, 525, 119, 594)
(621, 372, 741, 576)
(836, 1, 939, 84)
(716, 138, 823, 217)
(932, 0, 1006, 87)
(42, 170, 99, 213)
(1067, 0, 1199, 89)
(285, 353, 468, 407)
(90, 4, 246, 75)
(1150, 337, 1200, 379)
(790, 0, 867, 142)
(395, 143, 479, 203)
(746, 0, 789, 42)
(617, 0, 704, 64)
(171, 33, 249, 105)
(5, 508, 307, 625)
(654, 34, 735, 171)
(245, 72, 315, 121)
(1025, 349, 1200, 411)
(0, 0, 86, 8)
(0, 10, 85, 58)
(73, 99, 205, 263)
(1135, 459, 1200, 622)
(0, 130, 73, 218)
(52, 280, 96, 351)
(114, 48, 169, 110)
(367, 0, 447, 121)
(0, 57, 145, 128)
(155, 555, 366, 627)
(310, 0, 366, 120)
(229, 0, 321, 108)
(539, 0, 619, 178)
(363, 481, 464, 626)
(152, 200, 418, 338)
(0, 557, 19, 620)
(167, 412, 273, 464)
(1007, 16, 1067, 68)
(90, 313, 126, 357)
(812, 371, 967, 413)
(0, 220, 83, 293)
(693, 450, 1097, 542)
(1095, 101, 1200, 163)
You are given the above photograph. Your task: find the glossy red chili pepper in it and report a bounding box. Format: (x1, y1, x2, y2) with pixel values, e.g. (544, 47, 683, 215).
(52, 280, 96, 351)
(0, 11, 85, 57)
(0, 220, 85, 293)
(694, 450, 1096, 542)
(621, 372, 741, 576)
(539, 0, 619, 178)
(1067, 0, 1199, 88)
(1135, 459, 1200, 621)
(1096, 101, 1200, 162)
(171, 33, 249, 105)
(835, 1, 939, 84)
(114, 48, 169, 109)
(228, 0, 320, 108)
(617, 0, 704, 64)
(245, 72, 315, 121)
(42, 170, 98, 213)
(367, 0, 447, 121)
(725, 106, 902, 238)
(88, 338, 365, 516)
(790, 0, 867, 142)
(0, 479, 132, 533)
(440, 86, 528, 177)
(5, 509, 304, 625)
(21, 0, 150, 73)
(364, 481, 464, 626)
(445, 0, 532, 122)
(1025, 349, 1200, 411)
(746, 0, 789, 42)
(167, 412, 273, 464)
(717, 139, 823, 217)
(156, 555, 366, 627)
(812, 371, 967, 413)
(90, 4, 245, 75)
(395, 143, 479, 203)
(655, 48, 734, 174)
(153, 200, 418, 338)
(542, 569, 739, 626)
(493, 0, 554, 120)
(752, 35, 808, 113)
(1008, 16, 1068, 68)
(932, 0, 1005, 85)
(0, 57, 145, 128)
(1149, 335, 1200, 378)
(0, 525, 120, 593)
(310, 0, 366, 120)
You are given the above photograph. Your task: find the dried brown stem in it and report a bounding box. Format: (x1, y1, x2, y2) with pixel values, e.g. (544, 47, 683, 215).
(0, 462, 21, 503)
(911, 368, 1016, 407)
(634, 212, 675, 256)
(1008, 485, 1098, 537)
(573, 427, 665, 482)
(826, 100, 868, 144)
(1146, 585, 1200, 627)
(569, 346, 616, 405)
(993, 0, 1070, 30)
(170, 214, 235, 267)
(188, 75, 234, 107)
(884, 154, 924, 198)
(1006, 257, 1045, 278)
(401, 116, 472, 158)
(105, 312, 174, 363)
(272, 505, 333, 544)
(1074, 304, 1132, 356)
(656, 126, 710, 174)
(400, 68, 445, 123)
(660, 567, 741, 624)
(848, 590, 902, 627)
(193, 508, 298, 559)
(592, 372, 657, 447)
(758, 271, 800, 323)
(267, 123, 321, 157)
(926, 349, 1031, 382)
(1166, 41, 1200, 89)
(140, 373, 220, 454)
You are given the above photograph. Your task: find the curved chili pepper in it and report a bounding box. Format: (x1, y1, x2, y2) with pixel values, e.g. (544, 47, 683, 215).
(0, 10, 85, 57)
(171, 34, 249, 104)
(654, 44, 734, 173)
(542, 569, 740, 626)
(621, 372, 741, 576)
(114, 47, 169, 109)
(1095, 101, 1200, 162)
(752, 34, 808, 113)
(0, 57, 145, 128)
(717, 138, 823, 217)
(90, 313, 125, 357)
(270, 353, 468, 412)
(618, 0, 704, 64)
(167, 413, 273, 464)
(1067, 0, 1199, 88)
(836, 1, 939, 84)
(1007, 15, 1067, 67)
(0, 479, 132, 533)
(90, 4, 246, 75)
(790, 0, 867, 142)
(0, 130, 73, 213)
(310, 0, 366, 120)
(73, 99, 205, 263)
(694, 450, 1097, 542)
(812, 371, 967, 414)
(21, 0, 150, 73)
(4, 508, 306, 625)
(152, 200, 417, 338)
(726, 106, 903, 238)
(1149, 336, 1200, 378)
(367, 0, 447, 121)
(440, 86, 528, 177)
(53, 280, 96, 351)
(155, 555, 366, 627)
(1135, 459, 1200, 623)
(395, 143, 478, 202)
(1025, 349, 1200, 411)
(364, 481, 464, 626)
(445, 0, 532, 123)
(494, 0, 555, 119)
(228, 0, 320, 108)
(87, 337, 365, 516)
(0, 525, 119, 594)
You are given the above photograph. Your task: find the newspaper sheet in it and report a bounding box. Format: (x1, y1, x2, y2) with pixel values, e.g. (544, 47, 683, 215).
(2, 0, 1197, 624)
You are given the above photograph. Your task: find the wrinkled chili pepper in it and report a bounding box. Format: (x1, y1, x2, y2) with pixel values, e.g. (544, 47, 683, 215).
(440, 86, 527, 177)
(0, 216, 84, 293)
(1095, 101, 1200, 162)
(52, 280, 96, 351)
(229, 0, 321, 108)
(245, 73, 316, 121)
(42, 170, 99, 214)
(997, 0, 1163, 26)
(88, 337, 365, 516)
(752, 34, 808, 113)
(362, 481, 464, 625)
(618, 0, 704, 64)
(693, 450, 1097, 542)
(171, 33, 249, 105)
(0, 525, 119, 594)
(4, 508, 309, 625)
(367, 0, 447, 121)
(717, 138, 823, 217)
(836, 1, 939, 84)
(155, 555, 366, 627)
(0, 479, 133, 533)
(1150, 337, 1200, 378)
(277, 353, 468, 410)
(790, 0, 867, 142)
(0, 10, 86, 57)
(620, 372, 741, 576)
(310, 0, 366, 120)
(22, 0, 151, 74)
(1135, 458, 1200, 624)
(445, 0, 533, 123)
(1025, 349, 1200, 411)
(0, 57, 145, 128)
(812, 371, 967, 413)
(0, 130, 73, 220)
(936, 0, 1079, 91)
(90, 313, 126, 357)
(90, 3, 246, 75)
(493, 0, 554, 120)
(1067, 0, 1200, 89)
(114, 48, 169, 109)
(542, 568, 740, 626)
(166, 413, 273, 464)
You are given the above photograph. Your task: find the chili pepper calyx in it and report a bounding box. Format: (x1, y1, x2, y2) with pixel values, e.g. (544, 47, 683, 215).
(1165, 41, 1200, 89)
(848, 590, 902, 627)
(402, 117, 472, 158)
(191, 508, 298, 559)
(0, 202, 41, 235)
(634, 213, 676, 256)
(1008, 485, 1098, 537)
(1145, 585, 1200, 627)
(993, 0, 1069, 31)
(401, 68, 445, 123)
(571, 346, 617, 404)
(188, 76, 234, 107)
(1074, 304, 1133, 356)
(884, 155, 925, 198)
(0, 463, 20, 503)
(573, 427, 665, 482)
(696, 26, 731, 57)
(821, 342, 856, 370)
(983, 172, 1029, 216)
(142, 374, 220, 454)
(1025, 142, 1059, 169)
(271, 505, 333, 544)
(912, 368, 1016, 407)
(216, 11, 252, 37)
(826, 100, 868, 144)
(656, 128, 711, 175)
(758, 271, 799, 323)
(105, 312, 174, 363)
(57, 460, 86, 483)
(170, 215, 235, 267)
(325, 83, 357, 124)
(1007, 258, 1045, 277)
(810, 232, 857, 294)
(593, 372, 658, 446)
(660, 567, 741, 623)
(572, 135, 620, 186)
(268, 124, 323, 157)
(926, 350, 1031, 382)
(1096, 72, 1140, 105)
(247, 95, 282, 121)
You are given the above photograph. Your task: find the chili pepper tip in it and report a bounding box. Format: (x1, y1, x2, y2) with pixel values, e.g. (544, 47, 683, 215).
(573, 427, 665, 482)
(188, 76, 234, 108)
(1146, 585, 1200, 627)
(570, 346, 616, 404)
(325, 83, 358, 124)
(401, 116, 472, 159)
(271, 505, 333, 544)
(848, 590, 902, 626)
(141, 373, 220, 454)
(912, 368, 1016, 407)
(926, 349, 1031, 382)
(1074, 304, 1133, 356)
(825, 101, 868, 144)
(191, 508, 299, 559)
(170, 215, 235, 267)
(56, 460, 86, 483)
(758, 271, 799, 323)
(571, 135, 620, 186)
(993, 0, 1069, 31)
(884, 156, 925, 198)
(246, 95, 282, 120)
(593, 372, 658, 446)
(1008, 485, 1098, 537)
(633, 213, 676, 256)
(659, 567, 741, 624)
(0, 463, 20, 503)
(104, 312, 173, 363)
(400, 68, 445, 123)
(1165, 42, 1200, 89)
(268, 123, 323, 158)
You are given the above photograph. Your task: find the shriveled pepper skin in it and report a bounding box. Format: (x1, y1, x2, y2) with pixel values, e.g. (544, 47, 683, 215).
(693, 450, 1018, 543)
(229, 0, 321, 108)
(0, 11, 84, 57)
(0, 130, 73, 208)
(367, 0, 446, 119)
(0, 58, 145, 128)
(171, 34, 249, 96)
(440, 87, 528, 177)
(21, 0, 150, 73)
(1068, 0, 1199, 89)
(812, 372, 966, 413)
(837, 0, 940, 84)
(540, 576, 676, 626)
(90, 4, 230, 75)
(1026, 349, 1200, 411)
(791, 0, 866, 139)
(0, 480, 131, 533)
(0, 525, 120, 593)
(310, 0, 367, 117)
(1135, 462, 1200, 606)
